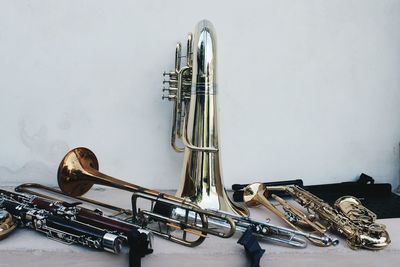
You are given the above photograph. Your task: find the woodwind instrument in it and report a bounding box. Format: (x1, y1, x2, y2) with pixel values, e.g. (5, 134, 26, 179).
(0, 188, 129, 254)
(268, 185, 391, 250)
(3, 187, 153, 265)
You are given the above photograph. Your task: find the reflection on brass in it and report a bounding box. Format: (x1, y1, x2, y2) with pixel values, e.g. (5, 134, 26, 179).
(17, 181, 315, 249)
(56, 147, 236, 247)
(243, 183, 338, 246)
(162, 20, 248, 217)
(267, 185, 391, 250)
(0, 210, 17, 240)
(334, 196, 377, 225)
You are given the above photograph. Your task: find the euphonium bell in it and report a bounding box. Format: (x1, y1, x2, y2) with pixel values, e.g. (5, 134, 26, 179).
(163, 20, 249, 217)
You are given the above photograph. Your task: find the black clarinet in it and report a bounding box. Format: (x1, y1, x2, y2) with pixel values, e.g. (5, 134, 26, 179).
(0, 188, 152, 267)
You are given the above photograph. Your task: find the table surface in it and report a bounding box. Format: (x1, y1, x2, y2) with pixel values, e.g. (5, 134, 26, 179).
(0, 186, 398, 267)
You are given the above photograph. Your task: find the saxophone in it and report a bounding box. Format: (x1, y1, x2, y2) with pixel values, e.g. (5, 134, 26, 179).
(268, 185, 391, 250)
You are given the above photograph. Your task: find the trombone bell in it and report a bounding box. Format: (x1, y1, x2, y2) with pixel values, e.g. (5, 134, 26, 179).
(58, 147, 99, 197)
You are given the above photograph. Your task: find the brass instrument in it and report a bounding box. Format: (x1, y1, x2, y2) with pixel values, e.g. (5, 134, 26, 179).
(17, 177, 319, 250)
(55, 147, 235, 247)
(19, 183, 329, 249)
(205, 209, 328, 248)
(268, 185, 391, 250)
(243, 183, 339, 246)
(0, 209, 17, 240)
(16, 147, 318, 249)
(334, 196, 377, 226)
(162, 20, 249, 216)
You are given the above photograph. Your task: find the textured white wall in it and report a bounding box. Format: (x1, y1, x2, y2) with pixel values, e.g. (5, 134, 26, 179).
(0, 0, 399, 190)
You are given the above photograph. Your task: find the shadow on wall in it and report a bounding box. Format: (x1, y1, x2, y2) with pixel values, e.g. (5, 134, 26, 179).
(0, 161, 55, 186)
(0, 120, 70, 186)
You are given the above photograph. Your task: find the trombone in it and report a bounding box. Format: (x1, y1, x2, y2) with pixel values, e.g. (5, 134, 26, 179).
(15, 147, 236, 247)
(17, 147, 327, 249)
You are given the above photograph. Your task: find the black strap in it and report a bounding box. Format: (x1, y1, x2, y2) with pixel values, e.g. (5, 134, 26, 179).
(237, 229, 265, 267)
(357, 173, 375, 185)
(128, 229, 153, 267)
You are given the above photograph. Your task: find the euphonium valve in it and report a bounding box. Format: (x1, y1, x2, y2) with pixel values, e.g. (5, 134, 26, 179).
(163, 20, 249, 217)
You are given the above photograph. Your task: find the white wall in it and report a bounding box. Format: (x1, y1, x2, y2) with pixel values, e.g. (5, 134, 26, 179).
(0, 0, 399, 190)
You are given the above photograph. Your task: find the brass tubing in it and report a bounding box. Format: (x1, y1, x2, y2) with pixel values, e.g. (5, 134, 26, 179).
(55, 147, 235, 247)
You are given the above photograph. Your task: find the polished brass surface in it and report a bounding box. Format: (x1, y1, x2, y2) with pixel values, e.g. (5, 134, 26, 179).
(243, 183, 338, 246)
(0, 210, 17, 240)
(205, 208, 332, 248)
(163, 20, 248, 216)
(334, 196, 377, 225)
(334, 195, 391, 248)
(57, 147, 235, 247)
(267, 185, 391, 250)
(17, 182, 312, 249)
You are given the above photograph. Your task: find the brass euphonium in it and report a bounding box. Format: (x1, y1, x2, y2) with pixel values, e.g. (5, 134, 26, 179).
(163, 20, 249, 217)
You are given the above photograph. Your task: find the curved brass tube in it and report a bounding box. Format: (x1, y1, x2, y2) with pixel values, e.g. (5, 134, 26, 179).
(267, 185, 391, 250)
(0, 210, 17, 240)
(243, 183, 338, 246)
(53, 147, 235, 247)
